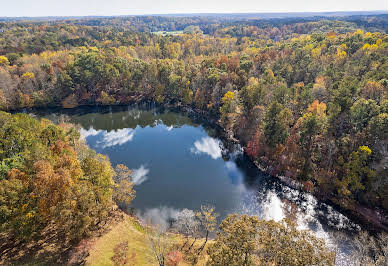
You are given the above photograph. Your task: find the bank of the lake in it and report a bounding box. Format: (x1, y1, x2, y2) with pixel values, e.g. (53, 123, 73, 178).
(21, 100, 386, 233)
(169, 102, 388, 234)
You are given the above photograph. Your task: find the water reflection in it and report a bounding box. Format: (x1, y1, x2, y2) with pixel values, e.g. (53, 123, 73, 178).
(190, 137, 223, 159)
(80, 127, 100, 139)
(166, 125, 174, 131)
(81, 127, 136, 148)
(132, 165, 150, 185)
(136, 206, 181, 231)
(224, 161, 244, 185)
(33, 104, 360, 233)
(32, 104, 359, 265)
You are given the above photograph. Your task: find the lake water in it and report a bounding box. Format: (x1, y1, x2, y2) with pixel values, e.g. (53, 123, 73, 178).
(31, 103, 359, 264)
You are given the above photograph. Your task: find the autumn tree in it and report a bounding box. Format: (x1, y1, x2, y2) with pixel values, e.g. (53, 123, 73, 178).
(240, 77, 265, 114)
(219, 91, 236, 124)
(195, 205, 218, 254)
(207, 214, 334, 266)
(113, 164, 136, 207)
(337, 146, 376, 201)
(256, 219, 334, 265)
(0, 56, 9, 66)
(0, 19, 387, 222)
(0, 112, 115, 241)
(207, 214, 260, 266)
(297, 100, 328, 180)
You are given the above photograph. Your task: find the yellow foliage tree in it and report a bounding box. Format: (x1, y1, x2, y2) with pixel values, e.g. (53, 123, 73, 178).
(98, 91, 115, 105)
(0, 56, 9, 66)
(22, 72, 35, 79)
(220, 91, 237, 126)
(306, 99, 327, 117)
(355, 29, 364, 35)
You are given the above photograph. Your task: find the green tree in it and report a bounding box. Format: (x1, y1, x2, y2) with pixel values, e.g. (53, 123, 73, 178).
(332, 79, 358, 112)
(350, 98, 379, 131)
(337, 146, 376, 198)
(240, 77, 265, 114)
(263, 101, 291, 148)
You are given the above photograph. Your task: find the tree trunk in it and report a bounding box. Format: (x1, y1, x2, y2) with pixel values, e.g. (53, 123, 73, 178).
(243, 250, 249, 266)
(197, 230, 209, 255)
(180, 237, 189, 250)
(188, 238, 197, 250)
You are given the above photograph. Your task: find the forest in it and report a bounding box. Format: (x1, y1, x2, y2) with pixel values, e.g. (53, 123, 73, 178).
(0, 14, 387, 265)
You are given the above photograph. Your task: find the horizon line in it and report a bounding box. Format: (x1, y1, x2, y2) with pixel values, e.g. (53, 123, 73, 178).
(1, 10, 388, 19)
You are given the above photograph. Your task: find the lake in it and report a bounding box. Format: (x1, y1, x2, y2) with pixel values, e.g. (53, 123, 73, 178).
(31, 103, 359, 264)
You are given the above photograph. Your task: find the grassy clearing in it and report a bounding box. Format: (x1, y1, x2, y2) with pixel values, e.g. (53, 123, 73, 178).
(86, 214, 211, 266)
(86, 217, 156, 265)
(1, 210, 211, 265)
(152, 31, 184, 36)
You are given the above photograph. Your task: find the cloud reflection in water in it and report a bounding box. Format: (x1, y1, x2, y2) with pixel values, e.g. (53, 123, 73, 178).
(166, 125, 174, 131)
(80, 127, 135, 148)
(132, 165, 150, 185)
(136, 206, 181, 231)
(80, 127, 99, 139)
(225, 161, 244, 185)
(190, 137, 222, 159)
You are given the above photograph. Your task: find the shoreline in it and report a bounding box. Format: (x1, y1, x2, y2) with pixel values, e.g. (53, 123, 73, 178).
(172, 102, 388, 233)
(10, 99, 388, 233)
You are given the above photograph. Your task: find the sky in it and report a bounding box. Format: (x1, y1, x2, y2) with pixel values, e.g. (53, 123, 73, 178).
(1, 0, 387, 17)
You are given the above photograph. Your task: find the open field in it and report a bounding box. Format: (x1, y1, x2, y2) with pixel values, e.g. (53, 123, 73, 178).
(152, 30, 184, 36)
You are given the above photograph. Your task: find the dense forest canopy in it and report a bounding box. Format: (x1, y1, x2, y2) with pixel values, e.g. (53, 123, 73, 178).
(0, 12, 387, 265)
(0, 15, 387, 220)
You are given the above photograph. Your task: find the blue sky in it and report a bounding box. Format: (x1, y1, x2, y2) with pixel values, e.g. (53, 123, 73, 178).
(1, 0, 387, 17)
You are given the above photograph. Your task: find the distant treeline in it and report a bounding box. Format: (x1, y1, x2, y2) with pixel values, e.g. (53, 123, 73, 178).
(1, 15, 388, 55)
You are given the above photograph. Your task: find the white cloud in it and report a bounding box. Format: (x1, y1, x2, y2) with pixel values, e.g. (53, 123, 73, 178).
(132, 165, 149, 185)
(191, 137, 222, 159)
(97, 128, 135, 148)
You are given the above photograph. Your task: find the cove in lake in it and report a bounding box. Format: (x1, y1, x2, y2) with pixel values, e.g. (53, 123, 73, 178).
(31, 103, 359, 264)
